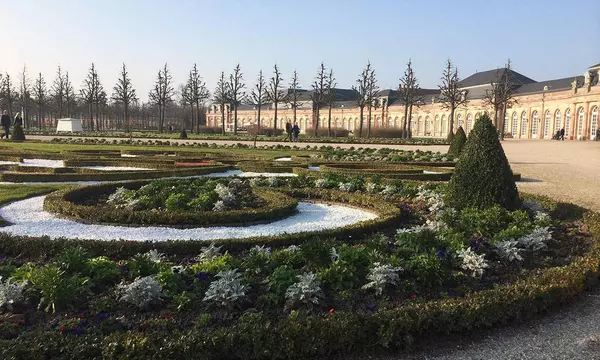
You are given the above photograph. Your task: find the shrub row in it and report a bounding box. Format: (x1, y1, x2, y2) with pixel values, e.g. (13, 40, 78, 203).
(44, 184, 299, 227)
(1, 196, 598, 359)
(304, 127, 350, 137)
(0, 165, 233, 183)
(237, 161, 308, 173)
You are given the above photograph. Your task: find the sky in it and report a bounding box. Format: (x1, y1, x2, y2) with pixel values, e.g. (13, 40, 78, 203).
(2, 0, 599, 102)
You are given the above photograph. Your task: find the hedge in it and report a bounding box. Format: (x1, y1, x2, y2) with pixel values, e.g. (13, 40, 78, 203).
(237, 161, 308, 173)
(44, 183, 299, 227)
(0, 165, 233, 183)
(0, 196, 597, 359)
(304, 127, 350, 137)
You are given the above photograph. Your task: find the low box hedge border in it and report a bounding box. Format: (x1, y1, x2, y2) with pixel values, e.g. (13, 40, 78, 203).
(44, 183, 299, 227)
(0, 195, 597, 359)
(0, 165, 233, 183)
(237, 161, 308, 173)
(0, 187, 403, 257)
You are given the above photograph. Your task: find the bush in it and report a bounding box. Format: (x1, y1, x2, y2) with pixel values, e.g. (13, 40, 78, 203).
(179, 129, 187, 139)
(447, 115, 520, 210)
(367, 128, 409, 139)
(246, 125, 284, 137)
(448, 126, 466, 157)
(11, 124, 25, 141)
(447, 129, 455, 142)
(196, 126, 221, 134)
(304, 127, 350, 138)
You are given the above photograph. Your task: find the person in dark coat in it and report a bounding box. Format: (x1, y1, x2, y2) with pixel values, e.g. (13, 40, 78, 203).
(292, 121, 300, 142)
(0, 110, 10, 139)
(13, 112, 23, 126)
(559, 128, 565, 141)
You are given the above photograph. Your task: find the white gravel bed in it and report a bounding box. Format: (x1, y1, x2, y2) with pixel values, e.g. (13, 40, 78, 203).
(0, 160, 18, 166)
(308, 166, 321, 171)
(423, 170, 443, 174)
(0, 196, 377, 242)
(80, 166, 153, 171)
(120, 154, 139, 158)
(274, 157, 292, 161)
(20, 159, 65, 168)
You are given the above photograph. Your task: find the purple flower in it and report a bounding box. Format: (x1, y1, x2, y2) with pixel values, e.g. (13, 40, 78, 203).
(0, 256, 4, 263)
(194, 272, 209, 281)
(80, 320, 88, 327)
(97, 312, 110, 321)
(387, 242, 397, 250)
(118, 263, 129, 272)
(480, 274, 488, 282)
(367, 305, 377, 312)
(447, 291, 458, 297)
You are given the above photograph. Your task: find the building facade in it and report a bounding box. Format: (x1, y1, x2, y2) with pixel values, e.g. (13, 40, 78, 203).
(206, 63, 600, 140)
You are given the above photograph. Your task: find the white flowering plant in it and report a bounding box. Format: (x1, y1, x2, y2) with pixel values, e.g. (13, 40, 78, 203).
(457, 247, 489, 278)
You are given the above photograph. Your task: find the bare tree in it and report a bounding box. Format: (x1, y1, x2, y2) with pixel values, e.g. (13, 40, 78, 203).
(310, 62, 327, 132)
(50, 65, 66, 120)
(178, 83, 193, 130)
(80, 64, 100, 130)
(64, 71, 75, 118)
(324, 69, 337, 137)
(246, 70, 269, 146)
(365, 63, 379, 137)
(2, 73, 16, 118)
(112, 63, 138, 133)
(439, 59, 468, 139)
(228, 64, 245, 135)
(213, 71, 230, 134)
(18, 66, 31, 127)
(397, 59, 423, 139)
(186, 64, 210, 133)
(288, 70, 301, 126)
(148, 63, 175, 132)
(353, 64, 369, 137)
(33, 73, 47, 128)
(266, 64, 285, 130)
(483, 59, 518, 139)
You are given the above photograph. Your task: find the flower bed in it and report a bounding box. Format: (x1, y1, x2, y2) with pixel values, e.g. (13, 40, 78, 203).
(0, 189, 597, 359)
(44, 179, 299, 227)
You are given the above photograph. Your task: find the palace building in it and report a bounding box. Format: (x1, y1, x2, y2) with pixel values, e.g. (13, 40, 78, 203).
(206, 62, 600, 140)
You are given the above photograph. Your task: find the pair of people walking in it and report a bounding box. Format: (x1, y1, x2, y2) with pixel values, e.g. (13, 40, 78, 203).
(284, 120, 301, 142)
(0, 111, 23, 139)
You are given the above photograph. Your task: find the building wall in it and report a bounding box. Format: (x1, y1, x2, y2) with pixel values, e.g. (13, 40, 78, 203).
(205, 82, 600, 140)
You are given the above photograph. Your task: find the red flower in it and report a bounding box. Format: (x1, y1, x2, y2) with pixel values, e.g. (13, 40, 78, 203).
(77, 313, 84, 319)
(164, 315, 171, 320)
(329, 308, 335, 314)
(72, 323, 78, 329)
(59, 326, 65, 333)
(411, 294, 417, 299)
(18, 319, 24, 325)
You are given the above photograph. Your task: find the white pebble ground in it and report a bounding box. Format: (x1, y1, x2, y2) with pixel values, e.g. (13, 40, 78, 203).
(274, 157, 292, 161)
(0, 196, 377, 242)
(80, 166, 153, 171)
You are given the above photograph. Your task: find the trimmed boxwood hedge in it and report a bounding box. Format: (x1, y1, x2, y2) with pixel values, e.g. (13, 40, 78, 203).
(44, 183, 299, 227)
(237, 161, 308, 173)
(0, 196, 597, 359)
(0, 165, 233, 183)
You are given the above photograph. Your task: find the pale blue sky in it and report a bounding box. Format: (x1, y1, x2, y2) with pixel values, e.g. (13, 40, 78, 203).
(3, 0, 599, 101)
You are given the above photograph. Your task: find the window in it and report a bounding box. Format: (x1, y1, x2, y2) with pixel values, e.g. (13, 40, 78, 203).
(435, 116, 440, 136)
(591, 107, 598, 140)
(410, 116, 415, 135)
(512, 112, 518, 136)
(425, 116, 431, 135)
(544, 111, 551, 137)
(394, 117, 399, 127)
(520, 112, 528, 137)
(466, 114, 473, 134)
(503, 112, 509, 134)
(457, 114, 463, 130)
(554, 110, 561, 136)
(531, 111, 539, 138)
(441, 115, 447, 136)
(417, 117, 423, 135)
(577, 108, 584, 137)
(565, 109, 571, 137)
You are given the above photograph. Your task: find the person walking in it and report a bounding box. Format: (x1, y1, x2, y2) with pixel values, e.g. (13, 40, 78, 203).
(0, 110, 11, 139)
(284, 120, 292, 142)
(292, 121, 300, 142)
(13, 112, 23, 126)
(560, 128, 565, 141)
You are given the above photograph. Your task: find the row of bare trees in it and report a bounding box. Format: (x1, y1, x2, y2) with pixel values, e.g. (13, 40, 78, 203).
(0, 59, 517, 138)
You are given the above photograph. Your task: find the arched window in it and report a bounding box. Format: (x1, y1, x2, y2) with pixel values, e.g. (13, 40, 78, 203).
(441, 115, 447, 136)
(394, 117, 399, 128)
(511, 112, 518, 137)
(425, 116, 431, 135)
(466, 114, 473, 134)
(520, 112, 528, 137)
(457, 114, 463, 130)
(565, 109, 571, 137)
(531, 111, 539, 138)
(417, 117, 423, 135)
(554, 110, 561, 135)
(577, 108, 585, 137)
(410, 116, 415, 135)
(434, 115, 440, 136)
(503, 112, 509, 134)
(591, 107, 598, 140)
(544, 111, 551, 137)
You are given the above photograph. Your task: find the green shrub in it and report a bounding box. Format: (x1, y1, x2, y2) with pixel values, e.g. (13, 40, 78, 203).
(447, 115, 520, 210)
(447, 128, 455, 142)
(11, 124, 25, 141)
(368, 128, 409, 139)
(304, 127, 350, 138)
(447, 126, 466, 157)
(27, 265, 89, 313)
(179, 129, 188, 139)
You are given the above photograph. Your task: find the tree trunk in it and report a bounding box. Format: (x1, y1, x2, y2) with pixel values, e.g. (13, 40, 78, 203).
(402, 105, 409, 139)
(233, 104, 238, 135)
(407, 105, 413, 138)
(257, 105, 262, 130)
(328, 104, 332, 137)
(448, 107, 455, 139)
(220, 105, 225, 134)
(314, 107, 320, 133)
(359, 106, 364, 137)
(89, 103, 93, 131)
(367, 105, 372, 138)
(274, 103, 278, 131)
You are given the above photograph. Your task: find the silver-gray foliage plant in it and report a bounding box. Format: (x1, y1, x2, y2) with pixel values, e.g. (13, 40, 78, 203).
(362, 262, 403, 296)
(203, 269, 248, 307)
(118, 276, 163, 309)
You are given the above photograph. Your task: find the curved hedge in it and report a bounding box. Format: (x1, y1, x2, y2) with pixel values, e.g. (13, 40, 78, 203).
(44, 183, 299, 227)
(0, 196, 597, 359)
(0, 164, 233, 183)
(237, 161, 308, 173)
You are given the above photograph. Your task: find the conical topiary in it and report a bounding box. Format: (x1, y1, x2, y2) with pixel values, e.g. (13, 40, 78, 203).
(447, 114, 520, 210)
(447, 126, 466, 157)
(179, 129, 188, 139)
(11, 124, 26, 141)
(446, 129, 455, 143)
